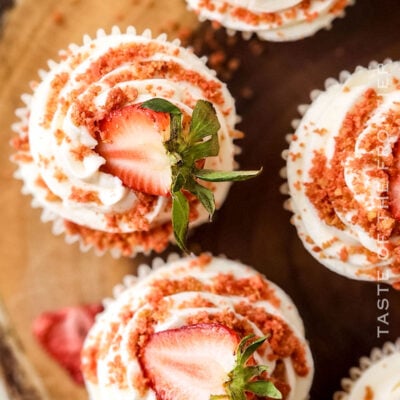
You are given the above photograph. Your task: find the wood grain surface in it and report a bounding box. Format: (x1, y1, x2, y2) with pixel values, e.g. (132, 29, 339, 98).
(0, 0, 399, 399)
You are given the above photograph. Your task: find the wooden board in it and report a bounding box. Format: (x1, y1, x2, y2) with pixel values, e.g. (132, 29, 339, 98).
(0, 0, 399, 399)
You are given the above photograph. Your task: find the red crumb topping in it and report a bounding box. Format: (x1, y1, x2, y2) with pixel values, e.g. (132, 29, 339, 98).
(339, 247, 349, 261)
(305, 89, 391, 237)
(107, 355, 128, 389)
(70, 145, 94, 161)
(71, 85, 136, 137)
(43, 72, 69, 128)
(271, 360, 291, 399)
(81, 341, 100, 384)
(63, 43, 224, 114)
(364, 386, 374, 400)
(63, 220, 173, 256)
(70, 85, 104, 135)
(177, 295, 216, 309)
(11, 152, 33, 163)
(104, 193, 159, 232)
(35, 176, 61, 202)
(212, 273, 281, 307)
(234, 302, 309, 377)
(11, 134, 30, 152)
(11, 132, 33, 163)
(188, 253, 213, 268)
(53, 168, 67, 183)
(150, 270, 280, 307)
(313, 127, 328, 136)
(330, 0, 349, 14)
(355, 266, 382, 280)
(54, 129, 66, 145)
(69, 187, 101, 204)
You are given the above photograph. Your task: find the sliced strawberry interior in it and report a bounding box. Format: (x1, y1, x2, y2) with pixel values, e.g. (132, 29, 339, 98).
(140, 323, 239, 400)
(97, 104, 172, 196)
(32, 303, 103, 385)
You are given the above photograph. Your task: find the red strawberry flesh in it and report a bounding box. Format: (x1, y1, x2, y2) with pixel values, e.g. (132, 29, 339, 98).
(32, 303, 103, 384)
(140, 323, 239, 400)
(97, 104, 172, 196)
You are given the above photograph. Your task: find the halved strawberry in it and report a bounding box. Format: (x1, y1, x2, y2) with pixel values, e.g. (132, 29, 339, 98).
(32, 303, 103, 384)
(390, 140, 400, 220)
(97, 104, 172, 196)
(140, 323, 239, 400)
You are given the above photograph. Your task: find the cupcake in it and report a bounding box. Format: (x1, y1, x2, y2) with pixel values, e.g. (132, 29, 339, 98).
(284, 60, 400, 288)
(81, 253, 314, 400)
(11, 26, 259, 257)
(334, 339, 400, 400)
(185, 0, 355, 41)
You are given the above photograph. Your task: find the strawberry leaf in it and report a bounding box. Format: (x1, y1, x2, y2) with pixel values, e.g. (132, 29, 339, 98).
(244, 381, 282, 399)
(189, 100, 221, 144)
(185, 133, 220, 162)
(187, 180, 216, 218)
(172, 169, 186, 192)
(195, 168, 263, 182)
(141, 98, 182, 115)
(172, 191, 189, 252)
(239, 335, 267, 365)
(241, 365, 269, 381)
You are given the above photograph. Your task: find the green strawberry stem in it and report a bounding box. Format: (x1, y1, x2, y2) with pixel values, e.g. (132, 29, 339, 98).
(210, 335, 282, 400)
(141, 98, 262, 252)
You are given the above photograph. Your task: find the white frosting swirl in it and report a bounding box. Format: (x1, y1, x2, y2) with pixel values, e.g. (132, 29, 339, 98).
(82, 255, 314, 400)
(12, 27, 238, 255)
(186, 0, 354, 41)
(287, 61, 400, 287)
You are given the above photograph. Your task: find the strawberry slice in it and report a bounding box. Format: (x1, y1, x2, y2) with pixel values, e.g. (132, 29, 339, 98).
(32, 303, 103, 384)
(140, 323, 239, 400)
(390, 141, 400, 220)
(97, 104, 172, 196)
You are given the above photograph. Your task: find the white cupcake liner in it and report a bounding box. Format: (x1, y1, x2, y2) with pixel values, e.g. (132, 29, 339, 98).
(333, 338, 400, 399)
(11, 25, 243, 258)
(186, 0, 355, 42)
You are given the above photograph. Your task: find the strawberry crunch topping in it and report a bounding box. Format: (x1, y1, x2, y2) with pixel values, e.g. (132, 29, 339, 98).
(81, 256, 313, 400)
